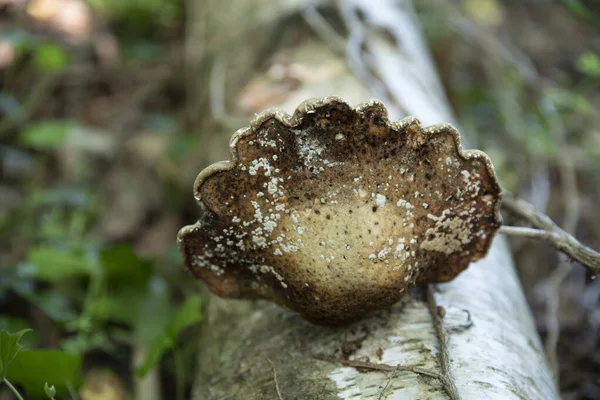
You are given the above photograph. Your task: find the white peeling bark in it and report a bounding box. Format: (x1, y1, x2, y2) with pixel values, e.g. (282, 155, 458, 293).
(188, 0, 558, 399)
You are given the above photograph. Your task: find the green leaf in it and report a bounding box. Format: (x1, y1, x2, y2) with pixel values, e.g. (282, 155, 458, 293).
(25, 246, 93, 282)
(522, 128, 558, 158)
(60, 331, 111, 356)
(20, 120, 75, 150)
(100, 286, 147, 324)
(545, 87, 593, 116)
(134, 277, 172, 345)
(101, 246, 152, 284)
(33, 43, 69, 72)
(45, 382, 57, 399)
(577, 51, 600, 79)
(6, 350, 81, 397)
(0, 329, 31, 379)
(97, 246, 158, 325)
(135, 336, 171, 378)
(0, 319, 37, 348)
(168, 296, 203, 339)
(136, 295, 202, 377)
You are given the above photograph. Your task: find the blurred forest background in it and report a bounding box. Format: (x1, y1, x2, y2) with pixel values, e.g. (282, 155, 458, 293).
(0, 0, 599, 399)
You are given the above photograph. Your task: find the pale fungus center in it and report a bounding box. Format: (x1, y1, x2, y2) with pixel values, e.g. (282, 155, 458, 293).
(178, 97, 502, 324)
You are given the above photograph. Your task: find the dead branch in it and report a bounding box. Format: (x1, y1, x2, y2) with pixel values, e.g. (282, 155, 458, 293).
(500, 195, 600, 273)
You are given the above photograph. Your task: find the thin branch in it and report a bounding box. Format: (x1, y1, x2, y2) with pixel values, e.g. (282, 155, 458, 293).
(377, 364, 399, 400)
(266, 357, 284, 400)
(209, 55, 229, 122)
(318, 289, 462, 400)
(500, 195, 600, 273)
(315, 356, 441, 380)
(498, 226, 561, 242)
(427, 287, 461, 400)
(338, 2, 396, 110)
(301, 5, 347, 55)
(539, 96, 581, 378)
(544, 261, 571, 377)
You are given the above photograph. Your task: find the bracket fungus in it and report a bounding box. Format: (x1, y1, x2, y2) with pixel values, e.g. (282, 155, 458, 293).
(178, 97, 502, 325)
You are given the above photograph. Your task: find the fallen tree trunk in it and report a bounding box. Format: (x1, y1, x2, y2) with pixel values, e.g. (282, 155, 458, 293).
(186, 1, 558, 398)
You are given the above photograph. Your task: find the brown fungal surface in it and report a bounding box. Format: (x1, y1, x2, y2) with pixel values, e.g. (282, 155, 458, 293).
(178, 97, 502, 325)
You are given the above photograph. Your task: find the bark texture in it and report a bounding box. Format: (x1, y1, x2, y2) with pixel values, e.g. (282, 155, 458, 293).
(187, 0, 558, 398)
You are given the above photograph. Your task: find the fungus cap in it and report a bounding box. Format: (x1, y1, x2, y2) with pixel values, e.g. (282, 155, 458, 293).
(178, 97, 502, 325)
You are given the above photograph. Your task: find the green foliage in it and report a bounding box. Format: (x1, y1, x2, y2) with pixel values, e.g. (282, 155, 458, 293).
(0, 1, 198, 397)
(168, 297, 203, 344)
(44, 382, 57, 399)
(33, 43, 70, 72)
(134, 277, 173, 345)
(101, 245, 153, 283)
(87, 0, 183, 40)
(6, 349, 81, 398)
(0, 329, 31, 380)
(20, 120, 75, 151)
(546, 87, 594, 116)
(25, 246, 95, 281)
(521, 116, 558, 158)
(561, 0, 600, 24)
(0, 320, 37, 349)
(5, 31, 70, 76)
(577, 51, 600, 79)
(136, 295, 202, 377)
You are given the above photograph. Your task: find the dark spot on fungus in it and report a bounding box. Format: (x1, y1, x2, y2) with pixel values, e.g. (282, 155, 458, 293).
(178, 97, 502, 325)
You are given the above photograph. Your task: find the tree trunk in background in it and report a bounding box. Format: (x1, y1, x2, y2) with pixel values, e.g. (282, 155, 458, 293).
(186, 1, 558, 399)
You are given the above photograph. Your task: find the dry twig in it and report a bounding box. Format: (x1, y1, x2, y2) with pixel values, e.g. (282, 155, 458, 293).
(377, 364, 399, 400)
(499, 195, 600, 273)
(538, 98, 581, 378)
(317, 355, 458, 400)
(427, 286, 461, 400)
(317, 308, 461, 400)
(316, 356, 440, 380)
(266, 357, 284, 400)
